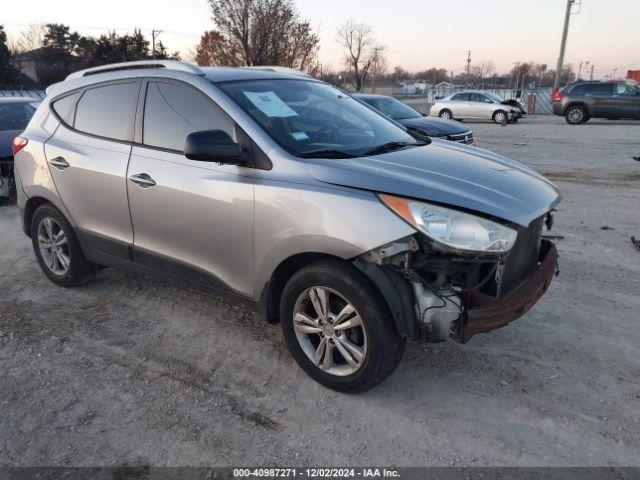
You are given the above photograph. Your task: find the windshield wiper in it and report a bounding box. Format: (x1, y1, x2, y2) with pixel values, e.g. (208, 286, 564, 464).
(299, 149, 358, 159)
(364, 140, 428, 156)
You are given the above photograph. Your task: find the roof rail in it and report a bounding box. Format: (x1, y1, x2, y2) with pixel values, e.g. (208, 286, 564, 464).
(66, 60, 205, 80)
(243, 66, 311, 77)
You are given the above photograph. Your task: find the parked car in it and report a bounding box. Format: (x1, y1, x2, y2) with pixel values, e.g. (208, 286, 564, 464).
(430, 91, 519, 124)
(552, 80, 640, 124)
(355, 93, 475, 145)
(0, 97, 39, 199)
(15, 61, 561, 392)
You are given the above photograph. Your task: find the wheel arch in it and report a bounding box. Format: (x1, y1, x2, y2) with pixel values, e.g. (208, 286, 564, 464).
(563, 102, 589, 117)
(259, 251, 417, 340)
(23, 196, 53, 237)
(260, 252, 345, 324)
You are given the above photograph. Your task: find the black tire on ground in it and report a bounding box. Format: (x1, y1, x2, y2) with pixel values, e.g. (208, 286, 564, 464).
(438, 109, 453, 120)
(31, 203, 95, 287)
(492, 110, 508, 124)
(280, 259, 406, 393)
(565, 105, 588, 125)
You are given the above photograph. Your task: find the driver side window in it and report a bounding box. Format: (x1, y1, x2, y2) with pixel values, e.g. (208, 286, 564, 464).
(143, 81, 234, 152)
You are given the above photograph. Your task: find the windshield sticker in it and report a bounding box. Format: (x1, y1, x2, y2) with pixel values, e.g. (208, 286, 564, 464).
(243, 91, 298, 118)
(290, 131, 310, 141)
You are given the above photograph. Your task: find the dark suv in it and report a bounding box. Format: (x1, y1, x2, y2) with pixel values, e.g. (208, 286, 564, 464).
(552, 81, 640, 124)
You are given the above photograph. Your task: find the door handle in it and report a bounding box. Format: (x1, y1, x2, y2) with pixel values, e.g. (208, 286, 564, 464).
(129, 173, 156, 188)
(48, 156, 70, 170)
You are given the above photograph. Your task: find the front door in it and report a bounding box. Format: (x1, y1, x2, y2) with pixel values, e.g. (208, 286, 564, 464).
(45, 80, 140, 256)
(127, 80, 254, 297)
(614, 83, 640, 118)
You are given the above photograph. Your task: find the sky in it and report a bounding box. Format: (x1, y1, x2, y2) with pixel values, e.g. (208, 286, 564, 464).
(4, 0, 640, 78)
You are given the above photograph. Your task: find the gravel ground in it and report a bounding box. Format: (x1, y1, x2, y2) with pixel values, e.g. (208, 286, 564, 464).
(1, 115, 640, 467)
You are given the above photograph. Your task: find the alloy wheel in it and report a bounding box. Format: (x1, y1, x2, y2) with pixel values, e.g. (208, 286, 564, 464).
(494, 111, 506, 123)
(292, 286, 368, 376)
(37, 216, 70, 276)
(567, 108, 584, 124)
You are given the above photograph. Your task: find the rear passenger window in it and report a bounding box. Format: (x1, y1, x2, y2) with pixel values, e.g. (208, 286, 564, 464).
(452, 93, 469, 101)
(143, 81, 234, 152)
(74, 82, 139, 141)
(52, 92, 81, 125)
(572, 83, 613, 95)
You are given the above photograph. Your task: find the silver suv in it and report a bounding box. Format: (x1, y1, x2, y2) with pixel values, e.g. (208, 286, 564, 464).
(14, 61, 561, 392)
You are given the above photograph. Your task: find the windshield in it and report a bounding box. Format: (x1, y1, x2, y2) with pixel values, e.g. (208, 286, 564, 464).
(218, 79, 416, 157)
(484, 92, 504, 103)
(362, 96, 422, 120)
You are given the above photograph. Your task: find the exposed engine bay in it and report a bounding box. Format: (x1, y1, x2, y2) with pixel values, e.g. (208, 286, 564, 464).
(356, 213, 558, 344)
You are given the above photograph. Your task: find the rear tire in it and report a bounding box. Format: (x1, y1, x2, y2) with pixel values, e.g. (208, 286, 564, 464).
(439, 109, 453, 120)
(565, 105, 588, 125)
(31, 203, 95, 287)
(280, 260, 405, 393)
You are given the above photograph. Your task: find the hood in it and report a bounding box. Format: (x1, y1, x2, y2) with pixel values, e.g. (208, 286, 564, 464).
(306, 140, 560, 227)
(399, 116, 469, 135)
(0, 130, 21, 159)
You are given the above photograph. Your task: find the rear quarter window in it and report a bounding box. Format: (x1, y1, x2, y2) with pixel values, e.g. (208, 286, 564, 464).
(51, 92, 81, 125)
(74, 81, 140, 141)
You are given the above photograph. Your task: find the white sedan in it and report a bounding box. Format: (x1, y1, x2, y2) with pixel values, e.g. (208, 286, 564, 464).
(431, 91, 518, 124)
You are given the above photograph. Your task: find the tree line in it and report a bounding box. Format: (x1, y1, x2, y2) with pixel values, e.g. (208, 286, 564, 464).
(1, 23, 179, 88)
(1, 0, 578, 92)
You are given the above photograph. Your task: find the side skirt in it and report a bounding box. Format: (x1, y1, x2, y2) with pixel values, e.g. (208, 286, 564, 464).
(76, 229, 261, 314)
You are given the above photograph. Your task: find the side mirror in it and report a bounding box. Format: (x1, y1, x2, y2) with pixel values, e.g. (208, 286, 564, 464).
(184, 130, 244, 165)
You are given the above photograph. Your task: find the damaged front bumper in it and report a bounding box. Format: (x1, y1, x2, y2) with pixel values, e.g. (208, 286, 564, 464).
(458, 239, 558, 342)
(356, 232, 558, 345)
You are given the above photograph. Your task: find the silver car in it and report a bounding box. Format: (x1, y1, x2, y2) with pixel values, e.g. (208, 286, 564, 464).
(431, 91, 518, 124)
(14, 61, 560, 392)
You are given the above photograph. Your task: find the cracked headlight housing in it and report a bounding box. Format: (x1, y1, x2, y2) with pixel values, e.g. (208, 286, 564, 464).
(379, 194, 517, 254)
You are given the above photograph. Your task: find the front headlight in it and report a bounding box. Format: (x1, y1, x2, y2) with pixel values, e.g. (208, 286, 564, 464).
(379, 194, 517, 253)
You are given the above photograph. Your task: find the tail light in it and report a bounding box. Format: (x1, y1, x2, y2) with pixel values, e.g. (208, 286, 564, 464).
(431, 101, 436, 106)
(551, 89, 565, 102)
(12, 136, 28, 156)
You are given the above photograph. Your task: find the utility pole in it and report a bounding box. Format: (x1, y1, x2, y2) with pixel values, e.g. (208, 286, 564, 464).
(553, 0, 577, 93)
(151, 29, 163, 59)
(371, 47, 381, 94)
(465, 50, 472, 89)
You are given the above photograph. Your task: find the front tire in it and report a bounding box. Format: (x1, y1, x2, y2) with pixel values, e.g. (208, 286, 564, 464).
(565, 105, 588, 124)
(280, 260, 405, 393)
(493, 110, 508, 124)
(31, 203, 95, 287)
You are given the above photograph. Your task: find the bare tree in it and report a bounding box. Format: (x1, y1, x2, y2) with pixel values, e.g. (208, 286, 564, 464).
(336, 19, 381, 92)
(470, 61, 495, 88)
(203, 0, 319, 69)
(9, 23, 46, 53)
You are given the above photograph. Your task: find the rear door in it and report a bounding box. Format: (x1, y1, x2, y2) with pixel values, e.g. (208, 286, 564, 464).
(45, 80, 140, 256)
(583, 83, 615, 117)
(126, 79, 254, 297)
(449, 93, 470, 118)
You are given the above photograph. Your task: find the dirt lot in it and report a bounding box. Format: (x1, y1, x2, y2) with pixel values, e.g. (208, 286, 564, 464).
(1, 116, 640, 467)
